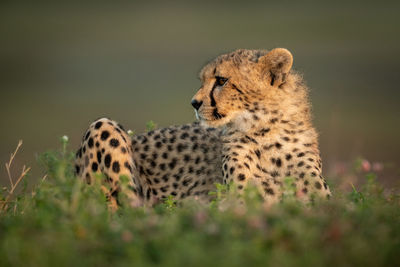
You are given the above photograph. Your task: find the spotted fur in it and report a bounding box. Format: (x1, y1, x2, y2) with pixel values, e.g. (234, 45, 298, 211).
(75, 48, 331, 208)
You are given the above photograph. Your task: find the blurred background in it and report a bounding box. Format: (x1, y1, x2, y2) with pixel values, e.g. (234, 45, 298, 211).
(1, 0, 399, 189)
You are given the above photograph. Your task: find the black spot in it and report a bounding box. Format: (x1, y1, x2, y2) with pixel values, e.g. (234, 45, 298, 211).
(124, 162, 133, 173)
(168, 158, 178, 170)
(229, 167, 235, 174)
(263, 144, 274, 151)
(84, 131, 91, 141)
(110, 138, 120, 147)
(75, 165, 80, 174)
(323, 182, 328, 189)
(238, 174, 246, 181)
(95, 121, 103, 129)
(159, 163, 166, 170)
(285, 154, 292, 160)
(162, 152, 168, 159)
(146, 189, 151, 200)
(299, 172, 305, 178)
(156, 141, 162, 148)
(302, 188, 308, 194)
(254, 149, 261, 159)
(105, 154, 111, 168)
(121, 147, 127, 153)
(76, 148, 82, 158)
(270, 171, 279, 177)
(177, 143, 188, 152)
(97, 151, 102, 163)
(275, 142, 282, 149)
(160, 186, 169, 193)
(112, 161, 120, 173)
(101, 131, 110, 140)
(91, 162, 98, 172)
(188, 166, 194, 173)
(315, 182, 322, 189)
(276, 158, 282, 167)
(265, 188, 274, 195)
(260, 128, 270, 136)
(297, 161, 305, 167)
(180, 132, 189, 139)
(297, 152, 305, 157)
(146, 168, 154, 176)
(162, 174, 169, 182)
(192, 143, 198, 151)
(88, 138, 94, 148)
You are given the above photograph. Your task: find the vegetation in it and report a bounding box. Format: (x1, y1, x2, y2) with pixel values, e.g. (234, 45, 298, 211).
(0, 138, 399, 267)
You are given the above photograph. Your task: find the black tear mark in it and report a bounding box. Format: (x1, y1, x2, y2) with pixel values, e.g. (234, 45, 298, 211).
(213, 108, 225, 119)
(210, 83, 217, 107)
(270, 71, 276, 86)
(232, 84, 244, 94)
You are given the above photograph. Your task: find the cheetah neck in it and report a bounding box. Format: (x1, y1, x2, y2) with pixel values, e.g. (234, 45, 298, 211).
(221, 106, 321, 173)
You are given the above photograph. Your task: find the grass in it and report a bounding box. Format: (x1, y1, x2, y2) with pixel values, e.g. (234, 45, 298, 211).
(0, 138, 399, 267)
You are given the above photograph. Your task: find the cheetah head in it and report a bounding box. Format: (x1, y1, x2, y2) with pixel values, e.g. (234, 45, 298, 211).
(191, 48, 293, 128)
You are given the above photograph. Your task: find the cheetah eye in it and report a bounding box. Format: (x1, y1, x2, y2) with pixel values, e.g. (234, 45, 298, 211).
(215, 76, 228, 87)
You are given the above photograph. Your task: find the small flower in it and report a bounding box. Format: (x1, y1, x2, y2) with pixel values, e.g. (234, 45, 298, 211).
(361, 160, 371, 172)
(372, 162, 383, 172)
(61, 135, 69, 142)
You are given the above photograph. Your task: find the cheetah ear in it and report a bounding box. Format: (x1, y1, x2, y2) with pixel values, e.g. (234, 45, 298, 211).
(260, 48, 293, 87)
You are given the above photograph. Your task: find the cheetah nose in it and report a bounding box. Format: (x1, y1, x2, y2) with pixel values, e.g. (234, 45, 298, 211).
(191, 99, 203, 110)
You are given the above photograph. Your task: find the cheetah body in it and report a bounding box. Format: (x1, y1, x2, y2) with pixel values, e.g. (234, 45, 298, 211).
(75, 48, 331, 207)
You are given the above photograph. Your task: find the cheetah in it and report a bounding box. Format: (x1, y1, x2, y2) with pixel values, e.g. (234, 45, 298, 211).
(75, 48, 331, 208)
